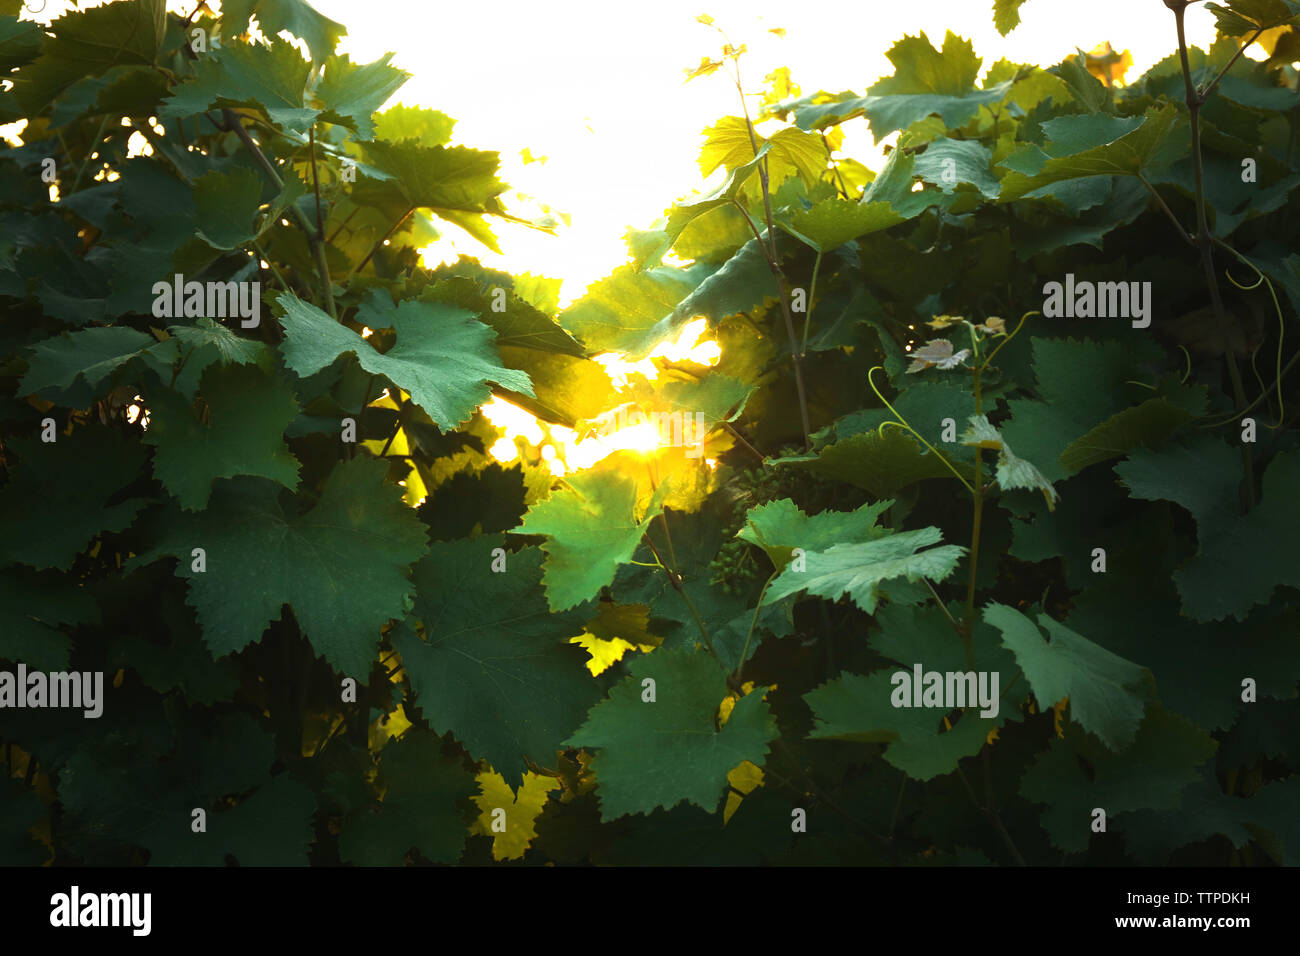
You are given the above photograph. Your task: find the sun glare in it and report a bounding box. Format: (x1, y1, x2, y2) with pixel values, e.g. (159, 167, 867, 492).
(480, 316, 721, 475)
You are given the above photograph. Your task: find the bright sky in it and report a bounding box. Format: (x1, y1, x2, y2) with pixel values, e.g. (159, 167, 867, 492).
(22, 0, 1221, 305)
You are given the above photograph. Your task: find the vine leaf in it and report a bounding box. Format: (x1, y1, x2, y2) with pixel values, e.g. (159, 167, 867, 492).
(338, 731, 477, 865)
(18, 326, 153, 400)
(142, 364, 301, 511)
(993, 0, 1031, 36)
(984, 602, 1149, 750)
(219, 0, 347, 65)
(761, 527, 966, 614)
(996, 104, 1179, 202)
(128, 457, 427, 675)
(313, 52, 409, 140)
(160, 37, 319, 131)
(193, 167, 264, 250)
(1019, 705, 1216, 852)
(277, 290, 533, 429)
(738, 496, 892, 570)
(566, 648, 778, 820)
(513, 461, 668, 612)
(11, 0, 166, 113)
(960, 413, 1059, 509)
(0, 430, 150, 572)
(141, 318, 274, 400)
(392, 537, 599, 788)
(860, 30, 1015, 141)
(1117, 445, 1300, 621)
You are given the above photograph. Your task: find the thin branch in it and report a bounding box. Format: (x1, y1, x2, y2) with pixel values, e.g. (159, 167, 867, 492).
(1172, 3, 1256, 510)
(721, 420, 765, 462)
(221, 108, 338, 318)
(348, 205, 414, 280)
(1198, 26, 1267, 104)
(731, 61, 812, 452)
(1136, 172, 1194, 246)
(308, 125, 325, 238)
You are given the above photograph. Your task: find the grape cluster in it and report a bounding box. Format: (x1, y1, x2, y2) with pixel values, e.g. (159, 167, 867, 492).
(708, 446, 816, 595)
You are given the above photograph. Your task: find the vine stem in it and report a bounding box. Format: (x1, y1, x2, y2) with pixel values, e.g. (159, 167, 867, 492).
(644, 534, 711, 650)
(721, 420, 765, 462)
(799, 250, 823, 356)
(733, 571, 778, 682)
(177, 30, 337, 319)
(348, 205, 415, 280)
(962, 362, 984, 638)
(954, 764, 1026, 865)
(1171, 2, 1255, 510)
(868, 367, 973, 494)
(726, 57, 812, 452)
(768, 739, 893, 852)
(308, 126, 325, 239)
(1135, 172, 1194, 246)
(221, 109, 338, 319)
(70, 114, 112, 194)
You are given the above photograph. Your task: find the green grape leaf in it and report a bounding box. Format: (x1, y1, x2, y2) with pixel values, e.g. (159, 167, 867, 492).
(220, 0, 347, 64)
(698, 117, 826, 193)
(635, 143, 770, 269)
(392, 537, 598, 788)
(0, 16, 42, 73)
(359, 140, 508, 213)
(775, 428, 971, 499)
(567, 648, 778, 819)
(738, 497, 892, 570)
(997, 104, 1179, 201)
(785, 198, 902, 252)
(373, 103, 455, 146)
(193, 166, 264, 250)
(277, 290, 533, 429)
(1058, 397, 1194, 473)
(1118, 445, 1300, 621)
(804, 672, 990, 779)
(804, 603, 1020, 777)
(984, 602, 1149, 749)
(18, 327, 153, 399)
(418, 276, 584, 357)
(761, 527, 966, 614)
(1049, 52, 1112, 113)
(912, 137, 1001, 198)
(994, 0, 1031, 35)
(313, 52, 410, 141)
(559, 263, 698, 357)
(1205, 0, 1300, 35)
(129, 457, 427, 675)
(160, 38, 318, 131)
(0, 431, 149, 572)
(0, 568, 98, 670)
(512, 462, 667, 611)
(861, 31, 1013, 141)
(142, 318, 274, 400)
(339, 731, 477, 865)
(960, 413, 1059, 509)
(141, 364, 301, 511)
(11, 0, 166, 113)
(1019, 705, 1216, 853)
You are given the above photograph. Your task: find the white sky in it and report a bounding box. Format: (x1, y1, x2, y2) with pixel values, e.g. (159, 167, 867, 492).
(24, 0, 1220, 304)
